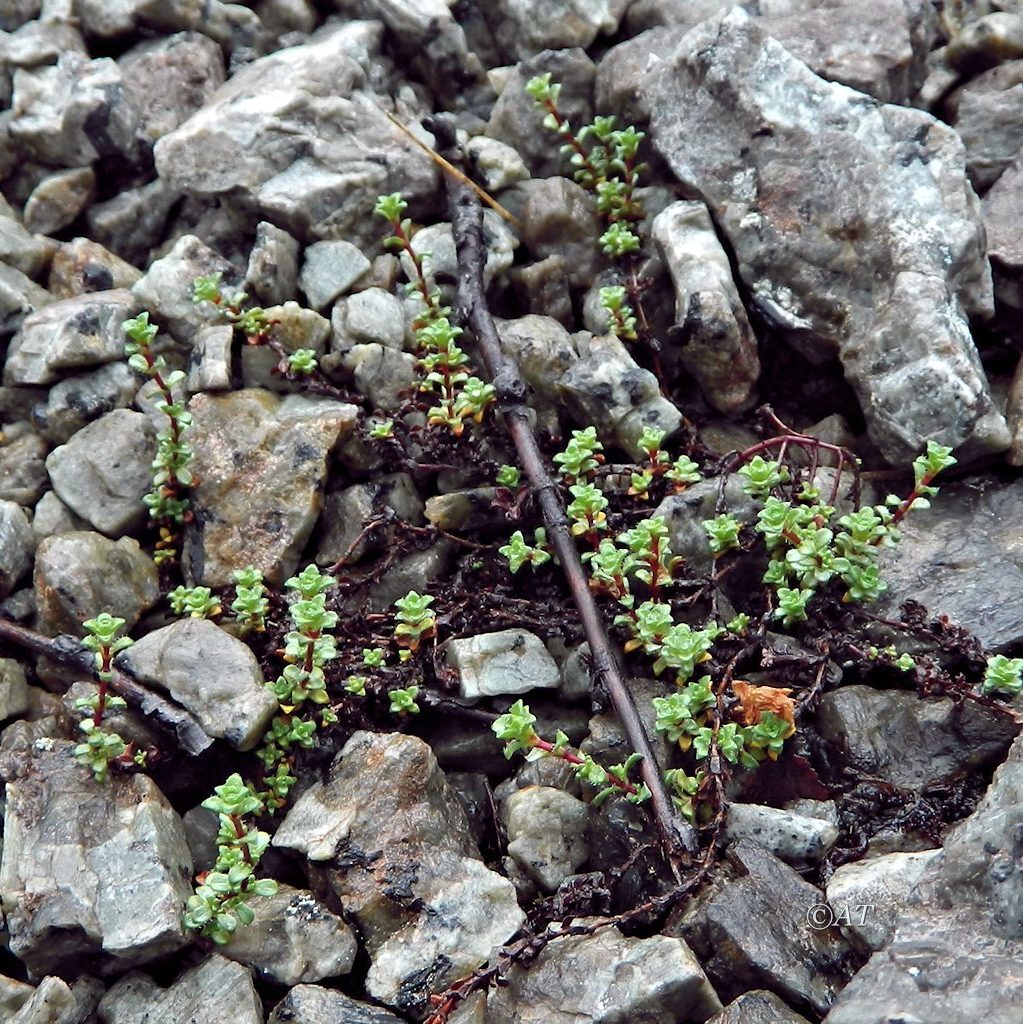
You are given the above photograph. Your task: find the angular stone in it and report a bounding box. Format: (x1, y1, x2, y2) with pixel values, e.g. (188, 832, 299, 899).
(644, 8, 1004, 464)
(672, 841, 857, 1016)
(497, 314, 578, 406)
(4, 290, 138, 386)
(45, 409, 155, 536)
(315, 473, 423, 565)
(245, 221, 300, 307)
(299, 239, 371, 311)
(817, 685, 1019, 792)
(488, 0, 627, 60)
(652, 201, 759, 413)
(269, 985, 405, 1024)
(98, 955, 263, 1024)
(220, 883, 357, 986)
(725, 803, 838, 866)
(32, 360, 136, 448)
(825, 849, 938, 951)
(31, 490, 87, 542)
(0, 501, 33, 600)
(447, 629, 561, 700)
(952, 60, 1023, 191)
(274, 731, 524, 1012)
(0, 431, 48, 506)
(558, 334, 682, 459)
(0, 263, 53, 339)
(342, 344, 417, 412)
(331, 287, 405, 353)
(153, 23, 437, 246)
(239, 301, 330, 391)
(0, 974, 35, 1019)
(0, 741, 193, 976)
(119, 32, 225, 148)
(131, 235, 235, 342)
(48, 238, 142, 300)
(503, 786, 588, 892)
(22, 167, 94, 237)
(487, 925, 721, 1024)
(0, 659, 29, 722)
(8, 976, 76, 1024)
(824, 731, 1023, 1023)
(520, 178, 601, 290)
(0, 215, 55, 280)
(186, 324, 232, 392)
(116, 619, 276, 751)
(34, 532, 159, 636)
(9, 53, 138, 166)
(879, 475, 1023, 650)
(464, 136, 529, 192)
(708, 990, 812, 1024)
(403, 212, 517, 295)
(946, 11, 1023, 74)
(983, 148, 1023, 308)
(86, 179, 181, 268)
(184, 389, 357, 586)
(423, 488, 503, 532)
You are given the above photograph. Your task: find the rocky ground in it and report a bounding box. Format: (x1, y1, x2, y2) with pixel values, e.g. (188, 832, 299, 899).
(2, 1, 1023, 1022)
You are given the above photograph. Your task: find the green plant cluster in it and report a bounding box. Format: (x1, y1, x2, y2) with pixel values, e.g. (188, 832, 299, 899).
(73, 613, 142, 782)
(374, 193, 496, 435)
(231, 566, 269, 635)
(122, 313, 194, 565)
(183, 773, 278, 944)
(526, 74, 646, 339)
(168, 584, 221, 619)
(982, 654, 1023, 697)
(492, 699, 651, 806)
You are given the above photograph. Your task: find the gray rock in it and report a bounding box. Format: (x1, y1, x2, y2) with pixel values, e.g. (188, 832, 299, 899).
(365, 539, 455, 612)
(946, 10, 1023, 74)
(0, 974, 34, 1019)
(879, 475, 1023, 650)
(488, 0, 627, 60)
(825, 731, 1023, 1023)
(520, 178, 601, 290)
(62, 680, 160, 754)
(0, 263, 53, 339)
(119, 32, 225, 148)
(652, 201, 759, 413)
(487, 49, 595, 178)
(220, 883, 357, 986)
(644, 8, 1005, 464)
(0, 501, 33, 600)
(153, 22, 438, 246)
(825, 849, 939, 951)
(269, 985, 405, 1024)
(131, 235, 235, 342)
(274, 731, 524, 1012)
(116, 619, 276, 751)
(186, 325, 233, 392)
(0, 741, 193, 976)
(45, 409, 155, 536)
(952, 60, 1023, 192)
(33, 532, 159, 636)
(423, 488, 503, 532)
(497, 314, 578, 406)
(298, 239, 371, 311)
(8, 976, 76, 1024)
(315, 473, 423, 565)
(254, 0, 317, 37)
(487, 925, 721, 1024)
(0, 431, 48, 506)
(447, 629, 561, 700)
(465, 136, 529, 192)
(558, 333, 682, 460)
(239, 300, 330, 391)
(0, 215, 56, 280)
(0, 659, 29, 722)
(0, 0, 40, 31)
(31, 490, 87, 542)
(9, 53, 138, 166)
(725, 803, 838, 866)
(331, 287, 405, 353)
(983, 147, 1023, 308)
(671, 841, 857, 1016)
(33, 360, 138, 446)
(707, 990, 812, 1024)
(4, 290, 138, 386)
(503, 786, 588, 892)
(342, 343, 417, 412)
(245, 221, 300, 307)
(22, 167, 94, 237)
(817, 685, 1019, 792)
(98, 955, 263, 1024)
(48, 238, 142, 301)
(86, 179, 181, 268)
(184, 389, 357, 586)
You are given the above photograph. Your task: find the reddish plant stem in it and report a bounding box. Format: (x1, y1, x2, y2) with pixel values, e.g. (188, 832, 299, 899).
(448, 179, 698, 865)
(529, 737, 642, 799)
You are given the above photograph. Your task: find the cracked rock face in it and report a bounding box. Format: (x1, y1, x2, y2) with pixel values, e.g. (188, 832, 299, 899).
(644, 8, 1006, 464)
(0, 741, 193, 977)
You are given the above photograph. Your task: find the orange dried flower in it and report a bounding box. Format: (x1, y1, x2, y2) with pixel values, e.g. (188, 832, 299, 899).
(730, 680, 796, 735)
